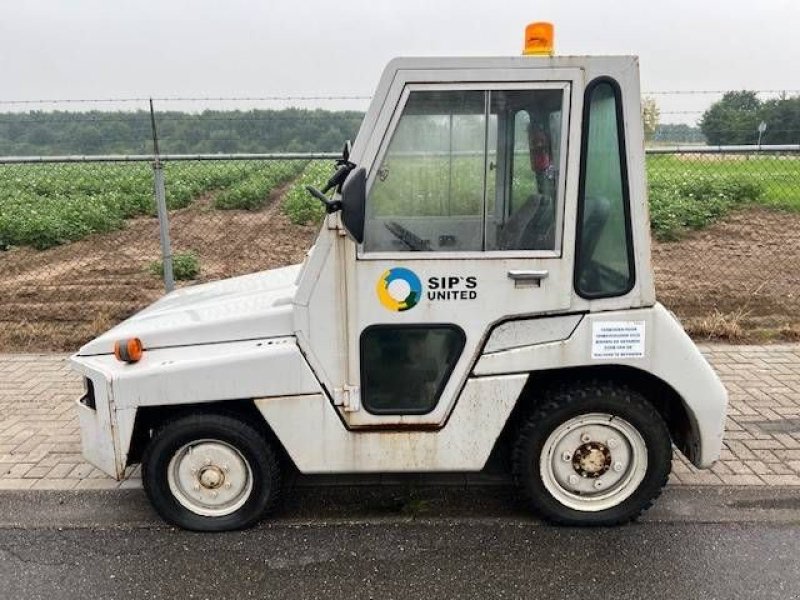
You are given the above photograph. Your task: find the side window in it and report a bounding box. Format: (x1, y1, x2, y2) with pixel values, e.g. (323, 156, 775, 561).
(364, 87, 567, 254)
(486, 89, 564, 251)
(360, 325, 465, 414)
(575, 80, 635, 297)
(365, 90, 486, 252)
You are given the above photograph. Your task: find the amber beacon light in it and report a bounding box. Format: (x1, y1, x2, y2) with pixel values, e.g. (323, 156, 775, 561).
(523, 22, 555, 56)
(114, 337, 144, 363)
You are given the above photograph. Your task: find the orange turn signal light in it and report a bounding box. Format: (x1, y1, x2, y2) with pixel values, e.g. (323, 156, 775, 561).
(114, 338, 144, 363)
(523, 22, 555, 56)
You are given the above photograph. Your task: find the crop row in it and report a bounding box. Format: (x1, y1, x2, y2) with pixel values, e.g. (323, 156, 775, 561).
(0, 161, 301, 249)
(0, 155, 796, 251)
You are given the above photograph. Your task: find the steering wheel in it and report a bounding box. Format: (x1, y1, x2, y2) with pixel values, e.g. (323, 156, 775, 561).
(384, 221, 432, 251)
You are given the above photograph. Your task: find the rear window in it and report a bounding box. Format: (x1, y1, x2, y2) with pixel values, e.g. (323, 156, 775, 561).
(575, 79, 635, 298)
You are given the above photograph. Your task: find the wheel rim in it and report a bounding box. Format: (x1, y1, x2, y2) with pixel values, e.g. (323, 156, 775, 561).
(167, 439, 254, 518)
(539, 413, 648, 512)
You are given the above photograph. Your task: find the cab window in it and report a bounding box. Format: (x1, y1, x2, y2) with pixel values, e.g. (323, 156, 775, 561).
(575, 80, 635, 297)
(486, 89, 564, 252)
(361, 325, 465, 414)
(364, 87, 567, 253)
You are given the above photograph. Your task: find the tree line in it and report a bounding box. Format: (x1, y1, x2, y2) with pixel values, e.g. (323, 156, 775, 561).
(700, 91, 800, 145)
(1, 91, 795, 156)
(0, 108, 364, 155)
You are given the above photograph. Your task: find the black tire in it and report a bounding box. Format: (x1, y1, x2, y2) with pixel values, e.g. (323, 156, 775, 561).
(512, 380, 671, 526)
(142, 412, 281, 532)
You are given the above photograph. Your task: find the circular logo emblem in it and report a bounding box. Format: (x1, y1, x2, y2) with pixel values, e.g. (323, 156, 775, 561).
(376, 268, 422, 312)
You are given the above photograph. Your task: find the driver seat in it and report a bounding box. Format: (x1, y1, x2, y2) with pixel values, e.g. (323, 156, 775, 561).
(498, 193, 554, 250)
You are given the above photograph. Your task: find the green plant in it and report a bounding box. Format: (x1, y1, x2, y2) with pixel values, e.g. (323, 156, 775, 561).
(0, 161, 264, 249)
(282, 161, 335, 224)
(149, 251, 200, 281)
(214, 161, 307, 211)
(647, 174, 765, 241)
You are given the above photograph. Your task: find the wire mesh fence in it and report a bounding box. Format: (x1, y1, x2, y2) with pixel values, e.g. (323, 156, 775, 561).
(0, 155, 335, 350)
(0, 147, 798, 350)
(646, 146, 800, 339)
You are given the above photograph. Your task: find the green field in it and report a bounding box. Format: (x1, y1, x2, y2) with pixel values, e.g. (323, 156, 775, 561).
(647, 154, 800, 211)
(0, 154, 797, 250)
(646, 154, 799, 240)
(0, 160, 307, 249)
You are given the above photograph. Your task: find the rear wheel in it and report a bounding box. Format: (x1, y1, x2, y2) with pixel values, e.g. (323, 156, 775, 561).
(142, 413, 281, 531)
(512, 381, 671, 526)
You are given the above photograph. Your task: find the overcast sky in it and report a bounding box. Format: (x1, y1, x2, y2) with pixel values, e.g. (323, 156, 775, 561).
(1, 0, 798, 122)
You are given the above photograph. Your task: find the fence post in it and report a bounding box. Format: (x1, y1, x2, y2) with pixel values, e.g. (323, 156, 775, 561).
(152, 163, 174, 292)
(149, 99, 174, 293)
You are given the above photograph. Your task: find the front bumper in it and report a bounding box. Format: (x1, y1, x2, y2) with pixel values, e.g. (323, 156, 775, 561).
(73, 371, 123, 479)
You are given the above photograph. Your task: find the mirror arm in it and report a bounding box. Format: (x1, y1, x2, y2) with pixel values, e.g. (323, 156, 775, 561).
(305, 186, 343, 214)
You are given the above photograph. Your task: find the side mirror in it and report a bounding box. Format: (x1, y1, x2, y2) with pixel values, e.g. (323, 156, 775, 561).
(342, 140, 352, 163)
(340, 167, 366, 244)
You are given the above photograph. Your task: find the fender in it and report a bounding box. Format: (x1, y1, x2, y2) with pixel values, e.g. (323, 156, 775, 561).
(475, 303, 727, 467)
(71, 337, 322, 477)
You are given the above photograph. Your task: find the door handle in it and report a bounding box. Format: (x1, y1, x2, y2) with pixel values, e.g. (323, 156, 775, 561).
(507, 269, 549, 288)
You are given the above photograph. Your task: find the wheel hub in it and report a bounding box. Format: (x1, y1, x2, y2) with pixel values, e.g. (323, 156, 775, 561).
(572, 442, 611, 478)
(198, 465, 225, 489)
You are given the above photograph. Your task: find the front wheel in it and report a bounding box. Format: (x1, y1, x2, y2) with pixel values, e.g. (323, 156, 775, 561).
(512, 381, 671, 526)
(142, 413, 281, 532)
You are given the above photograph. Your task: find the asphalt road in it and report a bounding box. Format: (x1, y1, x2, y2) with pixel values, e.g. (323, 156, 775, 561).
(1, 486, 800, 600)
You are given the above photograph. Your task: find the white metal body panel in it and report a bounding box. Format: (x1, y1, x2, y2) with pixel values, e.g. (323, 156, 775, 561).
(75, 385, 118, 477)
(71, 338, 322, 477)
(338, 63, 587, 428)
(483, 314, 584, 353)
(255, 374, 527, 473)
(293, 224, 350, 397)
(475, 303, 727, 467)
(77, 265, 301, 355)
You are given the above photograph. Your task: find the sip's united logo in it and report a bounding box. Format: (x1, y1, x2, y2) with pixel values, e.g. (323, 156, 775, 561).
(376, 267, 422, 312)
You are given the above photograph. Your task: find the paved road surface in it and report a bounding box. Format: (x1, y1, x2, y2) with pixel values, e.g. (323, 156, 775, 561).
(3, 344, 800, 490)
(2, 516, 798, 599)
(1, 487, 800, 599)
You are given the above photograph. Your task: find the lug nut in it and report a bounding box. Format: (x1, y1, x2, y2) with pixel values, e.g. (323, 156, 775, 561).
(562, 452, 572, 462)
(613, 462, 624, 472)
(580, 433, 591, 443)
(568, 475, 579, 486)
(204, 458, 212, 466)
(594, 480, 604, 489)
(607, 439, 618, 449)
(225, 482, 232, 489)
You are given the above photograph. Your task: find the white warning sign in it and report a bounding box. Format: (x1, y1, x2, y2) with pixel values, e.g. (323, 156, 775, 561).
(592, 321, 646, 360)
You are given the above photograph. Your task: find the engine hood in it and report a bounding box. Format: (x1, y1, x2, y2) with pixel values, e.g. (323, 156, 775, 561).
(77, 264, 302, 356)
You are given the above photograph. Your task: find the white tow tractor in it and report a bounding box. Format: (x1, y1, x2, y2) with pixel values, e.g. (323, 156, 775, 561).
(71, 24, 727, 531)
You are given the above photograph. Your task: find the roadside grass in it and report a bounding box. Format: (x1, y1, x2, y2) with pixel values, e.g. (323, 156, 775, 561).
(683, 307, 749, 341)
